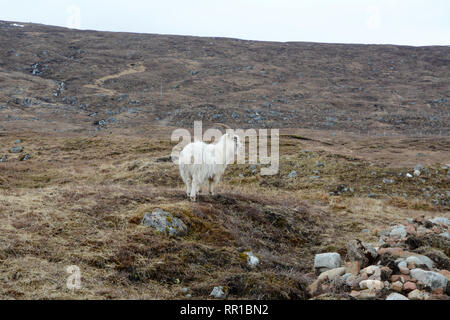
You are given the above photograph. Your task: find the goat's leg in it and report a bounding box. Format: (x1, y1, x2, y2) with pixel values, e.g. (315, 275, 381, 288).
(210, 175, 220, 196)
(189, 180, 199, 201)
(185, 176, 192, 197)
(208, 178, 214, 195)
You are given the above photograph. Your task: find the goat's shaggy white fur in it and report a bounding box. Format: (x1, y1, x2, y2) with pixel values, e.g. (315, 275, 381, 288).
(179, 132, 240, 201)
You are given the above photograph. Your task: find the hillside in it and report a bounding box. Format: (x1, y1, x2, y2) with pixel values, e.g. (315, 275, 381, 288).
(0, 21, 449, 300)
(0, 20, 449, 135)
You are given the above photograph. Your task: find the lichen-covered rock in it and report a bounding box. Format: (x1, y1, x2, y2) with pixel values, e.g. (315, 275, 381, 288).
(405, 255, 434, 270)
(210, 286, 227, 298)
(242, 251, 260, 268)
(141, 208, 187, 236)
(410, 268, 448, 291)
(10, 146, 23, 153)
(390, 225, 407, 238)
(314, 252, 341, 274)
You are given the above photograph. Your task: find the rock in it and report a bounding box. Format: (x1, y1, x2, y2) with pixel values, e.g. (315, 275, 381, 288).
(141, 208, 187, 236)
(380, 266, 393, 281)
(345, 261, 360, 275)
(405, 255, 434, 270)
(378, 247, 406, 257)
(391, 274, 411, 283)
(345, 275, 367, 289)
(346, 240, 378, 268)
(242, 251, 259, 268)
(0, 155, 7, 162)
(14, 139, 22, 144)
(406, 173, 413, 178)
(432, 288, 443, 295)
(361, 265, 381, 280)
(390, 225, 407, 239)
(407, 289, 427, 300)
(314, 252, 341, 274)
(19, 154, 31, 161)
(359, 279, 384, 291)
(358, 289, 377, 299)
(406, 224, 416, 235)
(287, 170, 297, 178)
(429, 217, 450, 227)
(10, 146, 23, 153)
(403, 281, 416, 292)
(341, 273, 352, 282)
(410, 269, 448, 291)
(379, 253, 400, 274)
(307, 279, 321, 296)
(317, 267, 347, 282)
(386, 293, 409, 300)
(400, 267, 410, 275)
(397, 261, 407, 269)
(344, 274, 356, 287)
(210, 286, 227, 299)
(316, 161, 324, 167)
(440, 270, 450, 281)
(391, 281, 403, 292)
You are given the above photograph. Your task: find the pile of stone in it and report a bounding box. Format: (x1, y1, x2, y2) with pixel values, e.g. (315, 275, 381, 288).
(308, 216, 450, 300)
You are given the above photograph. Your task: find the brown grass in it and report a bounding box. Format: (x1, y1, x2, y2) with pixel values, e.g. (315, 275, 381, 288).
(0, 132, 448, 299)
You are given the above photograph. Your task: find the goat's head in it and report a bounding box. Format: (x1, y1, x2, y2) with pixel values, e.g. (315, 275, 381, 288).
(224, 132, 242, 156)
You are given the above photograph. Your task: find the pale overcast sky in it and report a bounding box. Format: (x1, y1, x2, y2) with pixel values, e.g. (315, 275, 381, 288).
(1, 0, 449, 46)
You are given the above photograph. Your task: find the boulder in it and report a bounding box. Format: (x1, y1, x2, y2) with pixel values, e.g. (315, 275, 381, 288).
(405, 255, 434, 270)
(410, 269, 448, 291)
(403, 281, 417, 292)
(391, 281, 403, 292)
(317, 267, 347, 282)
(141, 208, 187, 236)
(359, 279, 384, 291)
(314, 252, 341, 274)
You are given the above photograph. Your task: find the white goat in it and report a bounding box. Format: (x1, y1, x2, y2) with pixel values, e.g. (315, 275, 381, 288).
(179, 131, 241, 201)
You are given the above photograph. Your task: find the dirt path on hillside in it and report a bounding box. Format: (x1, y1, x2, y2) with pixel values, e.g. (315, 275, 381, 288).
(83, 62, 146, 96)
